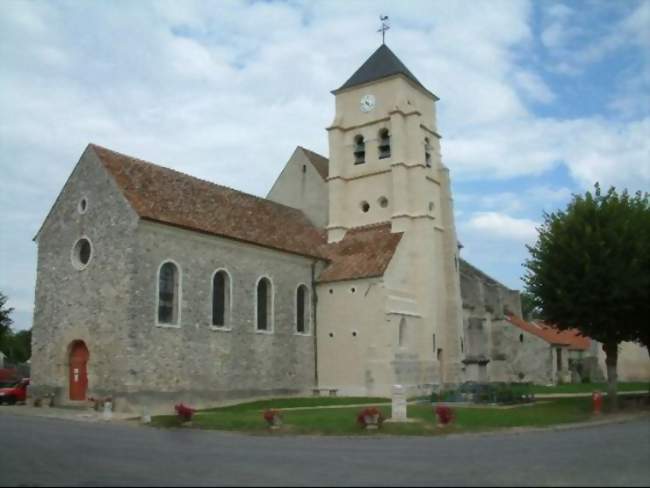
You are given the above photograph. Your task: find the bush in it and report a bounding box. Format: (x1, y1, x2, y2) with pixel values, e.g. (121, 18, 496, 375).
(174, 403, 196, 422)
(437, 382, 535, 405)
(431, 389, 463, 403)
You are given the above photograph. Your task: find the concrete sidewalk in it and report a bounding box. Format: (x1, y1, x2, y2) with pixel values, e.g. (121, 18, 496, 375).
(0, 404, 137, 422)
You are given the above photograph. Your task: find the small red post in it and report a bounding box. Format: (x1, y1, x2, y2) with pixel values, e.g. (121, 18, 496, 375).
(592, 391, 603, 415)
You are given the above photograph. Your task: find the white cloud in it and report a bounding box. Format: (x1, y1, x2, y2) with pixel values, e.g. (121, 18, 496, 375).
(541, 3, 577, 50)
(445, 116, 650, 191)
(464, 212, 539, 242)
(513, 71, 555, 103)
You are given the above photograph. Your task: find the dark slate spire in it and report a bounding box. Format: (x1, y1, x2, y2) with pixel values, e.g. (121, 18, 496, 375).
(333, 44, 434, 97)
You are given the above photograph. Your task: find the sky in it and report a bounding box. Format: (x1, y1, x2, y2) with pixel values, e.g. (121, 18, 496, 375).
(1, 0, 649, 331)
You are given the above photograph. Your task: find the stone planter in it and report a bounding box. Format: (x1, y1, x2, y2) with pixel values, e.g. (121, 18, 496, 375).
(268, 415, 282, 430)
(364, 414, 380, 430)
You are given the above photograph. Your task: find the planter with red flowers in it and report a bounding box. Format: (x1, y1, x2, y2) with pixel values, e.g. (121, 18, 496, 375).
(263, 409, 283, 429)
(174, 403, 196, 427)
(356, 406, 384, 430)
(434, 404, 454, 427)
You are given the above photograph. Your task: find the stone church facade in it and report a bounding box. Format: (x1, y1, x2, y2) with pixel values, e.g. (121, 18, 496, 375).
(31, 45, 633, 413)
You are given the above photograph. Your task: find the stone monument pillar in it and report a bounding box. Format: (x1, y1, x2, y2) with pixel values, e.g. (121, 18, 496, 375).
(389, 384, 408, 422)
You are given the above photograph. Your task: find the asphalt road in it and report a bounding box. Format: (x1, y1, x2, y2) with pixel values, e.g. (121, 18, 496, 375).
(1, 414, 649, 486)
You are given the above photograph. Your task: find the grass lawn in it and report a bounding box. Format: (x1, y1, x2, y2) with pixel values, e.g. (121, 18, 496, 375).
(531, 382, 649, 395)
(149, 396, 619, 436)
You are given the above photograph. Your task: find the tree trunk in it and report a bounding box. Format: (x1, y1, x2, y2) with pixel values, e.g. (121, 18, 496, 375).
(602, 342, 619, 411)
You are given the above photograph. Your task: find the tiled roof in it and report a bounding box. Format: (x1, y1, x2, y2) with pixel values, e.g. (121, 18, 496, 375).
(506, 314, 591, 350)
(317, 223, 403, 283)
(299, 146, 329, 180)
(91, 144, 402, 280)
(91, 144, 327, 259)
(333, 44, 437, 99)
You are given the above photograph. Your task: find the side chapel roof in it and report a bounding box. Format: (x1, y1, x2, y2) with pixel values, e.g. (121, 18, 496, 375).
(318, 223, 403, 283)
(505, 314, 591, 350)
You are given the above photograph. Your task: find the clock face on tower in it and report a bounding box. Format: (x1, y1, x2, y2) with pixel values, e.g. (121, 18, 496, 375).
(360, 94, 376, 113)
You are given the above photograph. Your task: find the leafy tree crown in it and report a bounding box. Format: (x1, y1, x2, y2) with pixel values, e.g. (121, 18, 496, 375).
(523, 184, 649, 347)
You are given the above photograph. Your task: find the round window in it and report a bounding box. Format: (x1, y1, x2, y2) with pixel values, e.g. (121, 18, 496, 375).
(378, 196, 388, 208)
(78, 197, 88, 214)
(71, 238, 93, 270)
(360, 201, 370, 213)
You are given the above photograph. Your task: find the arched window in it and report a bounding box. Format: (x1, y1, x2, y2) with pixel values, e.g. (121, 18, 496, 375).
(256, 277, 273, 332)
(353, 135, 365, 164)
(398, 317, 407, 347)
(212, 270, 231, 327)
(378, 128, 391, 159)
(296, 284, 309, 334)
(158, 261, 180, 325)
(424, 137, 432, 167)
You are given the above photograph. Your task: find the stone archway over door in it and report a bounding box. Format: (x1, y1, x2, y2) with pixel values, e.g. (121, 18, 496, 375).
(69, 341, 89, 401)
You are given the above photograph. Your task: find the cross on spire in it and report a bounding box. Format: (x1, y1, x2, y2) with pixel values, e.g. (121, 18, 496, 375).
(378, 15, 390, 44)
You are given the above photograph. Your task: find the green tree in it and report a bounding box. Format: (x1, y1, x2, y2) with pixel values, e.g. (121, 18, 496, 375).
(0, 292, 14, 349)
(524, 184, 650, 409)
(0, 292, 32, 364)
(6, 329, 32, 364)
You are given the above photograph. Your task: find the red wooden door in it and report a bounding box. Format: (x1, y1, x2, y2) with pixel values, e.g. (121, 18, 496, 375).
(69, 341, 89, 401)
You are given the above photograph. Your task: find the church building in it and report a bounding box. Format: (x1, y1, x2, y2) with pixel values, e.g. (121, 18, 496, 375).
(30, 44, 616, 412)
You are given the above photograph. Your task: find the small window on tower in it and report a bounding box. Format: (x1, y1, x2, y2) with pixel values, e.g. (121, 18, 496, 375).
(353, 135, 366, 164)
(425, 137, 432, 167)
(378, 129, 391, 159)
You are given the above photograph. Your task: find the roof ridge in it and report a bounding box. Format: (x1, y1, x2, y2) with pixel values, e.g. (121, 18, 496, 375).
(297, 146, 328, 160)
(89, 143, 315, 218)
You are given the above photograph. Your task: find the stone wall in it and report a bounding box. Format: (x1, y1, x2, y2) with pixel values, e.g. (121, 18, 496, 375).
(32, 149, 318, 413)
(31, 147, 139, 405)
(488, 319, 555, 384)
(458, 258, 560, 384)
(122, 221, 317, 412)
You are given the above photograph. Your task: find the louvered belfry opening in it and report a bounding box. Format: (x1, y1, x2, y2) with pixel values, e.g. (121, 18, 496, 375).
(354, 135, 366, 164)
(378, 129, 391, 159)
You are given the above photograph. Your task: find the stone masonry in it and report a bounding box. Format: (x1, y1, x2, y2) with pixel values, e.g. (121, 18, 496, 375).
(31, 148, 316, 412)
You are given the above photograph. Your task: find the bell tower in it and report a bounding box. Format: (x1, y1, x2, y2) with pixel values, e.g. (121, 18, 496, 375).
(326, 44, 444, 241)
(326, 44, 466, 386)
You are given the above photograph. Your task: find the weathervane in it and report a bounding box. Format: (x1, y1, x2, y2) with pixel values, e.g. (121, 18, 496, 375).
(378, 15, 390, 44)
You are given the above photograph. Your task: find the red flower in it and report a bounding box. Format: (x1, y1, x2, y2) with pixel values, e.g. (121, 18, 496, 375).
(263, 409, 282, 424)
(434, 404, 454, 425)
(174, 403, 196, 422)
(356, 406, 384, 427)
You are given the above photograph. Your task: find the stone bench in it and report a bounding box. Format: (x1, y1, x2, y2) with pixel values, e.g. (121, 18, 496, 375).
(312, 388, 338, 397)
